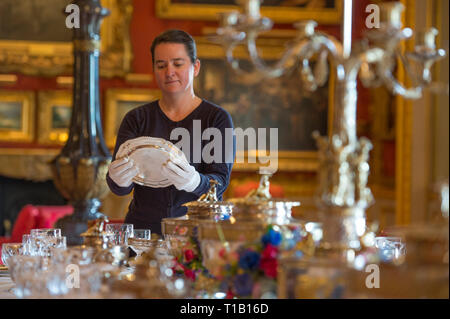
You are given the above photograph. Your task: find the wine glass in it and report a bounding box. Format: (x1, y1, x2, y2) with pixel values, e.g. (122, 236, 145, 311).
(128, 229, 152, 258)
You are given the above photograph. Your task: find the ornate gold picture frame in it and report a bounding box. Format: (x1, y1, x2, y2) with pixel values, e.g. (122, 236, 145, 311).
(104, 88, 162, 148)
(0, 0, 133, 77)
(194, 36, 334, 172)
(156, 0, 342, 24)
(37, 90, 72, 145)
(0, 90, 35, 142)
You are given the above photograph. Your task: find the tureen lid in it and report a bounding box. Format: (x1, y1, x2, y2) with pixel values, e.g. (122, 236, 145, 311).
(80, 216, 113, 238)
(182, 179, 234, 210)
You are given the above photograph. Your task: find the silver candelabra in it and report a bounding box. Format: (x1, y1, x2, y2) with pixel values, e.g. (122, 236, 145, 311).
(209, 0, 446, 253)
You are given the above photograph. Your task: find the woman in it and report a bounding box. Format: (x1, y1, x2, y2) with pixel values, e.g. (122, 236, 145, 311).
(106, 29, 235, 236)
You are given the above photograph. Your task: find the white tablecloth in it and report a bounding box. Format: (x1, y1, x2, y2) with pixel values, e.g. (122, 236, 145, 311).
(0, 274, 16, 299)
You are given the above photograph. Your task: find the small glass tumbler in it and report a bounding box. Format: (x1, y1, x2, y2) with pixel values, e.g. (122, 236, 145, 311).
(105, 223, 134, 246)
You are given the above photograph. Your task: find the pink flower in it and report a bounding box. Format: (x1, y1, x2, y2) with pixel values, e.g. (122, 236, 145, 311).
(184, 249, 195, 263)
(260, 257, 278, 279)
(219, 248, 238, 263)
(178, 227, 188, 236)
(261, 244, 278, 259)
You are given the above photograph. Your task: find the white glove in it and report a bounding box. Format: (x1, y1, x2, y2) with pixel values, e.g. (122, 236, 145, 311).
(108, 157, 139, 188)
(161, 154, 201, 193)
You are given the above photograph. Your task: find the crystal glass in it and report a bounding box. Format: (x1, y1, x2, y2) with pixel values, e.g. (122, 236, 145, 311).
(30, 228, 61, 238)
(7, 255, 44, 297)
(375, 236, 405, 263)
(7, 255, 69, 298)
(128, 229, 152, 257)
(51, 246, 97, 266)
(28, 228, 62, 258)
(1, 243, 23, 267)
(105, 223, 133, 245)
(21, 234, 33, 256)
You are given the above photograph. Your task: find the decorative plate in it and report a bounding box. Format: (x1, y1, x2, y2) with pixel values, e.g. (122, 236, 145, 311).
(116, 136, 188, 188)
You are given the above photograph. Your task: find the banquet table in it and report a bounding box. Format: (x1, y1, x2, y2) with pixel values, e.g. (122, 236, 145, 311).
(0, 272, 15, 299)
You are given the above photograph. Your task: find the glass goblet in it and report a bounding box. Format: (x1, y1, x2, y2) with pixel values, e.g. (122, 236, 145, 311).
(128, 229, 152, 258)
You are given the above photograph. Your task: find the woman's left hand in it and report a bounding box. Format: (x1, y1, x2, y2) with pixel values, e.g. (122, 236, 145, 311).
(162, 154, 200, 192)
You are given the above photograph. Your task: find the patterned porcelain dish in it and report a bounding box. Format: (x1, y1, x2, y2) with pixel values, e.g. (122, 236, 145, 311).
(116, 136, 188, 188)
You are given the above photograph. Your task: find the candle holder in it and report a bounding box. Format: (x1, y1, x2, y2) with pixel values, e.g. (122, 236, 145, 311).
(209, 0, 446, 259)
(51, 0, 112, 246)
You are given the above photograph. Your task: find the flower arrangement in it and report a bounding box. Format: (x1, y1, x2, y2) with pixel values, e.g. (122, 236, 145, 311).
(170, 223, 313, 298)
(171, 226, 208, 282)
(209, 224, 311, 298)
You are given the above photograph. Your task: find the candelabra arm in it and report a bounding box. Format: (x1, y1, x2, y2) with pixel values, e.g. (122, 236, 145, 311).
(243, 31, 344, 88)
(381, 66, 423, 99)
(346, 48, 385, 80)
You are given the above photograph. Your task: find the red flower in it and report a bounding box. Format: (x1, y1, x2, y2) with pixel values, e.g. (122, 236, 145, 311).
(226, 289, 234, 299)
(261, 244, 278, 259)
(184, 249, 195, 263)
(184, 269, 196, 281)
(260, 257, 278, 279)
(219, 247, 226, 259)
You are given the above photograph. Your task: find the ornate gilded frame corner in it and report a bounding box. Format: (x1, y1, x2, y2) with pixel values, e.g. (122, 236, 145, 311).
(0, 90, 35, 143)
(37, 90, 72, 145)
(0, 0, 133, 78)
(104, 88, 162, 148)
(156, 0, 342, 24)
(195, 36, 334, 172)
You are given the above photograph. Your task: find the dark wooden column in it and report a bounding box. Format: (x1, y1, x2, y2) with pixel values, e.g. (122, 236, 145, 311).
(51, 0, 112, 245)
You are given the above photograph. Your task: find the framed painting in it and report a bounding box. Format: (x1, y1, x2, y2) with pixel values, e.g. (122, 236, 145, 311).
(0, 0, 133, 77)
(104, 88, 162, 148)
(156, 0, 341, 24)
(194, 36, 334, 172)
(0, 90, 35, 142)
(37, 90, 72, 145)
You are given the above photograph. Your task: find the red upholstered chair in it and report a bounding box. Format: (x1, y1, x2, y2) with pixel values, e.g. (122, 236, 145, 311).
(35, 205, 74, 229)
(0, 205, 74, 264)
(0, 205, 40, 264)
(232, 181, 285, 198)
(0, 205, 40, 245)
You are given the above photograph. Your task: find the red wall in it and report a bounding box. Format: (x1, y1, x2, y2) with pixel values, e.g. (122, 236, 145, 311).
(0, 0, 374, 149)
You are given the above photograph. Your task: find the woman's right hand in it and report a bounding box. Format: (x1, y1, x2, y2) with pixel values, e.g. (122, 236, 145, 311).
(108, 157, 139, 187)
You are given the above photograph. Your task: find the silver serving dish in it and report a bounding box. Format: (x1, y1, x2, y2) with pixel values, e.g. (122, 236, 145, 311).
(161, 179, 233, 239)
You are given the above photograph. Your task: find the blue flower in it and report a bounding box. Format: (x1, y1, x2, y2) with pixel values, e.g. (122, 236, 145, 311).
(261, 229, 282, 247)
(238, 250, 261, 271)
(233, 273, 253, 297)
(219, 279, 229, 292)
